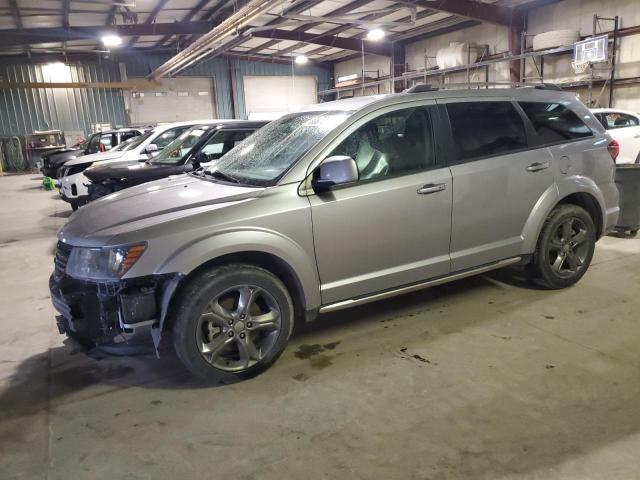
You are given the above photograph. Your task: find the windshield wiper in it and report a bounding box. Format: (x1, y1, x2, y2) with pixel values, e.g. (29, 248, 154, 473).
(203, 170, 241, 184)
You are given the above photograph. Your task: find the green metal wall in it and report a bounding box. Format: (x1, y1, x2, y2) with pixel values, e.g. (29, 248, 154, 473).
(0, 60, 127, 137)
(0, 53, 332, 137)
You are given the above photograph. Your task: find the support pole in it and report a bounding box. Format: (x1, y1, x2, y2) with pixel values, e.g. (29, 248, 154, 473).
(609, 15, 619, 107)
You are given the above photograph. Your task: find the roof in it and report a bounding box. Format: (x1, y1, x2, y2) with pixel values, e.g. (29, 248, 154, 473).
(0, 0, 549, 65)
(303, 86, 578, 112)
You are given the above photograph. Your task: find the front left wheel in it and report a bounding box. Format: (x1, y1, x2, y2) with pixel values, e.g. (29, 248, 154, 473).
(171, 264, 294, 382)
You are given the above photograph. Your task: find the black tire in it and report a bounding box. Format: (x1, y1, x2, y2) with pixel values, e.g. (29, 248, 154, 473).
(172, 264, 294, 382)
(71, 202, 79, 211)
(529, 204, 596, 289)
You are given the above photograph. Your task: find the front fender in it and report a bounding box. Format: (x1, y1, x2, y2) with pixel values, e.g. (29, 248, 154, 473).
(155, 227, 321, 310)
(521, 175, 607, 254)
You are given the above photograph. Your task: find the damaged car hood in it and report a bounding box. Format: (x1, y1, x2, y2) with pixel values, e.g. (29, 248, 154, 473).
(84, 160, 177, 183)
(63, 150, 126, 168)
(59, 174, 264, 244)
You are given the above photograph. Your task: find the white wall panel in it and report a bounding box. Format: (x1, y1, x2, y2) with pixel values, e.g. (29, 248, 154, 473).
(243, 75, 317, 119)
(127, 77, 216, 124)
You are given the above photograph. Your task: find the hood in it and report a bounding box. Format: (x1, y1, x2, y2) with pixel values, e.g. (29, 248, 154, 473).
(47, 149, 81, 165)
(64, 150, 126, 167)
(59, 174, 264, 244)
(84, 159, 165, 182)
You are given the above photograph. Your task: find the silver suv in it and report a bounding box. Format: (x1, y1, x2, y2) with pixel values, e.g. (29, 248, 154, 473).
(50, 86, 620, 381)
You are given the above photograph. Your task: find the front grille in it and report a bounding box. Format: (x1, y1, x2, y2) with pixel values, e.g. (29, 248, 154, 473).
(54, 241, 72, 280)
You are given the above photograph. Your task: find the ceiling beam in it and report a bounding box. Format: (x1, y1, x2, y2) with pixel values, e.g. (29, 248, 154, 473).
(294, 5, 439, 59)
(251, 29, 392, 56)
(154, 0, 213, 47)
(319, 18, 478, 63)
(8, 0, 24, 31)
(62, 1, 71, 29)
(0, 22, 213, 48)
(411, 0, 522, 28)
(179, 0, 251, 48)
(245, 0, 373, 56)
(106, 4, 118, 26)
(127, 0, 171, 47)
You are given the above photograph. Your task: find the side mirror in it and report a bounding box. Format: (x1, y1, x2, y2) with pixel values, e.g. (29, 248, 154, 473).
(192, 151, 207, 167)
(311, 156, 359, 194)
(144, 143, 159, 154)
(183, 163, 194, 173)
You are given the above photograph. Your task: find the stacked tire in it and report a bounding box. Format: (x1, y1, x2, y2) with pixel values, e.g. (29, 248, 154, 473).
(532, 30, 580, 50)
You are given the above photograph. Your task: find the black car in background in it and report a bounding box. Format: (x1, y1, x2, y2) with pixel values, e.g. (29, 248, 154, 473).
(40, 127, 147, 178)
(84, 120, 266, 201)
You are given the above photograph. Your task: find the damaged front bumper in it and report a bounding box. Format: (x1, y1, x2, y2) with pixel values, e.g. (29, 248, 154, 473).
(49, 270, 181, 351)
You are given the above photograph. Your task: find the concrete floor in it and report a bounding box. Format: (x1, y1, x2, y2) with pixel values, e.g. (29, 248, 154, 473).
(1, 173, 640, 480)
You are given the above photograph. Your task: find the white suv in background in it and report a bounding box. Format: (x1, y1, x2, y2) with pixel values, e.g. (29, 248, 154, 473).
(591, 108, 640, 164)
(59, 120, 211, 210)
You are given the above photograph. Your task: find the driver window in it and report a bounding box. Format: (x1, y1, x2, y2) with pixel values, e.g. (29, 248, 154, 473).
(329, 107, 434, 181)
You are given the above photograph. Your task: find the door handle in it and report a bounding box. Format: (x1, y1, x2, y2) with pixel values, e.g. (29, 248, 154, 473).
(633, 134, 640, 139)
(417, 183, 446, 195)
(526, 161, 550, 172)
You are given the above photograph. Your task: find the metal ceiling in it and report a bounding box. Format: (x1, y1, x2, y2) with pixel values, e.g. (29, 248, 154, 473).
(0, 0, 558, 66)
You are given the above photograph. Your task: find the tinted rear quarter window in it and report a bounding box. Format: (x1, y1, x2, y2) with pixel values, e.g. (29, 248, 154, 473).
(598, 111, 639, 129)
(446, 101, 527, 162)
(518, 102, 592, 144)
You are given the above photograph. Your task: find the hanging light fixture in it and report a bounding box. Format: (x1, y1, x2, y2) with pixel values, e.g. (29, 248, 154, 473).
(366, 28, 385, 41)
(101, 34, 123, 47)
(294, 54, 308, 65)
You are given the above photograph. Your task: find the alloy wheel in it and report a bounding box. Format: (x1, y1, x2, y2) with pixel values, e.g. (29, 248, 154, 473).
(195, 285, 281, 372)
(547, 216, 590, 278)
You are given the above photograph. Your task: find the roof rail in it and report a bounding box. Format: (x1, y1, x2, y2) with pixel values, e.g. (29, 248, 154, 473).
(405, 84, 439, 93)
(533, 83, 563, 91)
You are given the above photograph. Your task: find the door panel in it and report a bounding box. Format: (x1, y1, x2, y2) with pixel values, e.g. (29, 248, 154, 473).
(444, 99, 555, 271)
(309, 104, 451, 305)
(310, 169, 452, 304)
(449, 149, 554, 270)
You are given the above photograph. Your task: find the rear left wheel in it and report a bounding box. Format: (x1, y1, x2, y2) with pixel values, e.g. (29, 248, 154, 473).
(529, 204, 596, 289)
(171, 264, 294, 382)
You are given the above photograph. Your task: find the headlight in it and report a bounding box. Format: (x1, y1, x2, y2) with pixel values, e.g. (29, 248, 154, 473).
(66, 243, 147, 280)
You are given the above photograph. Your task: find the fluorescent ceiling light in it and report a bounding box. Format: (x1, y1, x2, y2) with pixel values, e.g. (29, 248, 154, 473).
(101, 34, 123, 47)
(366, 29, 385, 41)
(294, 54, 308, 65)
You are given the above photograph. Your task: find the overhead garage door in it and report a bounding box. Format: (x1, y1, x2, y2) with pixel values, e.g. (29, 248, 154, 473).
(243, 75, 317, 120)
(127, 77, 216, 124)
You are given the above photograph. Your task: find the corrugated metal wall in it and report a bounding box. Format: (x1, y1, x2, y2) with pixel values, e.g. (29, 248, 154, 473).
(0, 60, 127, 137)
(120, 53, 332, 119)
(0, 53, 331, 137)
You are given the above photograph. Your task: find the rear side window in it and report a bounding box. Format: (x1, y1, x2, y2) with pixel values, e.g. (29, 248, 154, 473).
(598, 111, 639, 129)
(518, 102, 592, 144)
(119, 131, 139, 143)
(446, 101, 527, 162)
